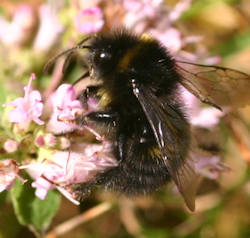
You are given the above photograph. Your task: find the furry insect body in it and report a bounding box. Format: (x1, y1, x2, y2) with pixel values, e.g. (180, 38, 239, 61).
(76, 31, 191, 197)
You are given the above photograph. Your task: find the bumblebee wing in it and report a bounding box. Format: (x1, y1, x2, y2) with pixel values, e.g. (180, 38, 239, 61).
(133, 84, 199, 211)
(176, 61, 250, 109)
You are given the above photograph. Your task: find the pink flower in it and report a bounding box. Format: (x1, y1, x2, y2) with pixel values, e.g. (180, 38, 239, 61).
(3, 139, 19, 153)
(75, 7, 104, 34)
(4, 74, 44, 129)
(46, 84, 83, 134)
(150, 28, 202, 55)
(123, 0, 164, 33)
(150, 28, 182, 53)
(168, 0, 192, 22)
(26, 142, 117, 203)
(0, 4, 35, 46)
(32, 177, 55, 200)
(33, 4, 64, 52)
(124, 0, 163, 18)
(190, 108, 225, 129)
(0, 159, 20, 192)
(53, 84, 82, 121)
(181, 87, 225, 129)
(195, 156, 230, 180)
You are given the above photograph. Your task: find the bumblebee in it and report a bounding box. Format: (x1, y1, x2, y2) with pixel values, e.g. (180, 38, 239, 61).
(45, 30, 250, 211)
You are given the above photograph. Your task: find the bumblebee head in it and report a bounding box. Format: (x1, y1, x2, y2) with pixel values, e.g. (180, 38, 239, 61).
(89, 31, 138, 79)
(89, 43, 114, 78)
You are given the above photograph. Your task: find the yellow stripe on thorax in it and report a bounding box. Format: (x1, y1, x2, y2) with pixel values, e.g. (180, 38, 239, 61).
(118, 33, 154, 71)
(97, 88, 112, 108)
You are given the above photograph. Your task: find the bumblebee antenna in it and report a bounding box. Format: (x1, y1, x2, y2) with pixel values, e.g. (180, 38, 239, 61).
(44, 36, 92, 73)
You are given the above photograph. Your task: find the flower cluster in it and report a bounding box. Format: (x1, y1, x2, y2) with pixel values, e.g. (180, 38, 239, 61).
(29, 143, 116, 202)
(1, 74, 117, 203)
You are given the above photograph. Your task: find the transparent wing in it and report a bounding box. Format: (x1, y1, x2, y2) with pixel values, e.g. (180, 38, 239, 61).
(176, 61, 250, 109)
(133, 84, 199, 211)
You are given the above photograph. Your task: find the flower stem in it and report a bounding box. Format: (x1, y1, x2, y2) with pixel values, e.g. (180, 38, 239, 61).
(45, 202, 112, 238)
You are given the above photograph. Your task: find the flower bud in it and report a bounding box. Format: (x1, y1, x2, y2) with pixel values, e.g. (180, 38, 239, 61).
(44, 133, 57, 148)
(3, 139, 19, 153)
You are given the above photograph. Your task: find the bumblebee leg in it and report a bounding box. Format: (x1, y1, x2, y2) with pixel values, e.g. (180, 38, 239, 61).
(75, 111, 117, 127)
(83, 85, 100, 98)
(78, 85, 101, 108)
(85, 111, 117, 123)
(69, 180, 97, 201)
(78, 112, 125, 161)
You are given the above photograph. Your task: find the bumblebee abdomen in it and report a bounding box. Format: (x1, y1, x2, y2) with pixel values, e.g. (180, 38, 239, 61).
(97, 140, 171, 195)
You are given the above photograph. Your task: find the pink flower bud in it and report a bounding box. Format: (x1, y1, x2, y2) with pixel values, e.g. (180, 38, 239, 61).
(35, 135, 45, 147)
(3, 139, 19, 153)
(75, 7, 104, 34)
(44, 133, 57, 148)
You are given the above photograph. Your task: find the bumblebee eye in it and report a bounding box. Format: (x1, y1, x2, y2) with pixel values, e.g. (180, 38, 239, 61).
(93, 51, 112, 65)
(99, 52, 111, 60)
(100, 52, 106, 58)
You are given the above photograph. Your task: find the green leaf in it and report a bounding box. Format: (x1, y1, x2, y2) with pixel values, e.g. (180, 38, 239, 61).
(10, 180, 61, 233)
